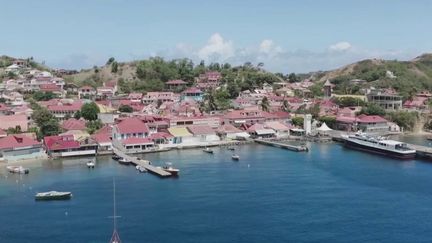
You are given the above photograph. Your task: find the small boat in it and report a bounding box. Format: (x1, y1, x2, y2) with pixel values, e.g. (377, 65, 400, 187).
(6, 165, 29, 174)
(86, 160, 95, 168)
(227, 146, 235, 151)
(203, 148, 214, 154)
(135, 165, 147, 173)
(35, 191, 72, 201)
(231, 154, 240, 161)
(162, 162, 180, 176)
(112, 155, 121, 161)
(118, 157, 132, 165)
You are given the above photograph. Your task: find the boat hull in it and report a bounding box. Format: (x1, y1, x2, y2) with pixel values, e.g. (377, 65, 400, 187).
(344, 139, 416, 160)
(35, 193, 72, 201)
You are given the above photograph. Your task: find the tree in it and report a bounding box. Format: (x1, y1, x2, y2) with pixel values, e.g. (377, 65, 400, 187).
(80, 102, 100, 121)
(334, 97, 365, 107)
(32, 91, 57, 101)
(106, 57, 115, 65)
(86, 120, 103, 134)
(288, 73, 298, 83)
(308, 104, 320, 118)
(360, 103, 386, 116)
(319, 116, 337, 129)
(261, 97, 270, 112)
(111, 61, 118, 73)
(31, 107, 60, 138)
(7, 126, 22, 134)
(282, 99, 290, 112)
(118, 104, 133, 113)
(292, 117, 304, 127)
(74, 110, 82, 119)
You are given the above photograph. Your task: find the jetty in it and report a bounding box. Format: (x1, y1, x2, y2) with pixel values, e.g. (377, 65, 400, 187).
(407, 143, 432, 160)
(254, 139, 308, 152)
(113, 148, 172, 177)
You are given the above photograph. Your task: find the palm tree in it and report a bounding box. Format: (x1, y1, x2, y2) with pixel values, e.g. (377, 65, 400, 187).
(261, 97, 270, 112)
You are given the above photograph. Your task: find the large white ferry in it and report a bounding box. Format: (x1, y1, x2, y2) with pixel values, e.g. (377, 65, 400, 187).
(341, 132, 416, 159)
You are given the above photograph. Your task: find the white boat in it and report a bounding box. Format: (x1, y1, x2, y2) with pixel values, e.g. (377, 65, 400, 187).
(162, 162, 179, 176)
(86, 160, 95, 168)
(342, 132, 416, 159)
(135, 165, 147, 173)
(203, 148, 214, 154)
(6, 165, 29, 174)
(35, 191, 72, 201)
(231, 154, 240, 161)
(118, 157, 132, 165)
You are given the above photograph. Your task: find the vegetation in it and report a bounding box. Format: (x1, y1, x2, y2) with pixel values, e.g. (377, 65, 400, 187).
(333, 97, 366, 107)
(86, 120, 103, 134)
(80, 102, 100, 121)
(31, 105, 60, 139)
(261, 97, 270, 111)
(202, 89, 231, 112)
(359, 103, 386, 116)
(387, 111, 419, 131)
(318, 116, 337, 129)
(291, 116, 304, 127)
(118, 104, 133, 113)
(32, 91, 57, 101)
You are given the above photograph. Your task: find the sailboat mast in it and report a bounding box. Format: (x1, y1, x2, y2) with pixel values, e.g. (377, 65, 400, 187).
(113, 179, 117, 230)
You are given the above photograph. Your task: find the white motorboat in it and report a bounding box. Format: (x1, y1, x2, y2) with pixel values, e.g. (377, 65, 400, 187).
(86, 160, 95, 168)
(135, 165, 147, 173)
(162, 162, 180, 176)
(203, 148, 214, 154)
(35, 191, 72, 201)
(231, 154, 240, 161)
(6, 165, 29, 174)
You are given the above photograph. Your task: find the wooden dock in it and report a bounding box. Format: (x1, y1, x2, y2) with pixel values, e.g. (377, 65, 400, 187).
(254, 139, 308, 152)
(113, 148, 172, 177)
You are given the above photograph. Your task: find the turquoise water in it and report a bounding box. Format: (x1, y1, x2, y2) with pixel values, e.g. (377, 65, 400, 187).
(2, 143, 432, 242)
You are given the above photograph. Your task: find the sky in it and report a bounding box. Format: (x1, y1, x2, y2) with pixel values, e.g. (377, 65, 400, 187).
(1, 0, 431, 73)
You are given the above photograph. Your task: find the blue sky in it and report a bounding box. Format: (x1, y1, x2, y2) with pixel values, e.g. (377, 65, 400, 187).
(1, 0, 431, 72)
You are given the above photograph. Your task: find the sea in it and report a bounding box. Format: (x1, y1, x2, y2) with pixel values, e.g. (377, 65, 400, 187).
(2, 138, 432, 243)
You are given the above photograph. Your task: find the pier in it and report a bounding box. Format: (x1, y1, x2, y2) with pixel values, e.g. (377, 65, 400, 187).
(113, 148, 172, 177)
(254, 139, 308, 152)
(407, 143, 432, 160)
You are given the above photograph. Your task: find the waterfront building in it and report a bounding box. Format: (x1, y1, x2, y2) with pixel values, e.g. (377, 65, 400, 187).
(187, 125, 220, 142)
(264, 121, 290, 138)
(169, 115, 221, 129)
(0, 135, 45, 162)
(304, 114, 312, 135)
(112, 117, 156, 153)
(167, 127, 194, 144)
(0, 114, 29, 132)
(216, 124, 250, 140)
(44, 134, 98, 157)
(91, 125, 113, 153)
(246, 123, 276, 138)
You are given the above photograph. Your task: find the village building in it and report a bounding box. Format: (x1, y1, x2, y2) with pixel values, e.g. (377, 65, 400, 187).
(61, 118, 87, 131)
(181, 87, 204, 102)
(0, 114, 29, 132)
(44, 134, 98, 157)
(91, 125, 113, 153)
(166, 79, 187, 91)
(366, 89, 402, 110)
(0, 135, 45, 162)
(78, 86, 96, 99)
(196, 71, 221, 90)
(247, 123, 276, 138)
(167, 127, 194, 145)
(187, 125, 220, 143)
(216, 124, 250, 140)
(168, 115, 221, 128)
(111, 117, 156, 153)
(142, 92, 177, 105)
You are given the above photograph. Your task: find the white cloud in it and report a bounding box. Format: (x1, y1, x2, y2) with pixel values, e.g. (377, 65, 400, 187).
(329, 41, 352, 52)
(197, 33, 234, 61)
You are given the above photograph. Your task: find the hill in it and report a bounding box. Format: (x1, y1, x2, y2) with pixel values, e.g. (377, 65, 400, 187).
(312, 53, 432, 99)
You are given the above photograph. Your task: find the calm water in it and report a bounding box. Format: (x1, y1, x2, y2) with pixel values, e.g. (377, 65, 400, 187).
(2, 142, 432, 242)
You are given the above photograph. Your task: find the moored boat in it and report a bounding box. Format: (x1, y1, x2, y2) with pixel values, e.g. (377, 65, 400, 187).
(162, 162, 180, 176)
(112, 155, 121, 161)
(6, 166, 29, 174)
(35, 191, 72, 201)
(135, 165, 147, 173)
(231, 154, 240, 161)
(203, 148, 214, 154)
(118, 157, 132, 165)
(86, 160, 95, 168)
(342, 132, 416, 159)
(227, 146, 235, 151)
